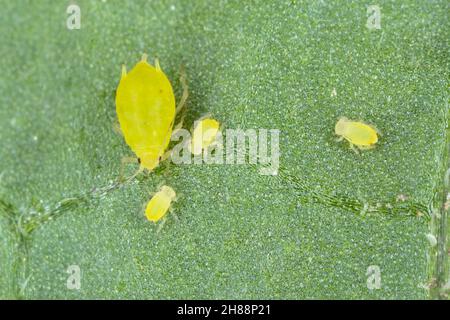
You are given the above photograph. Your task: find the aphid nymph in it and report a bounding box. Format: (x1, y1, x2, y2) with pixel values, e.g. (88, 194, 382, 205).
(335, 117, 380, 153)
(189, 117, 221, 155)
(145, 185, 177, 223)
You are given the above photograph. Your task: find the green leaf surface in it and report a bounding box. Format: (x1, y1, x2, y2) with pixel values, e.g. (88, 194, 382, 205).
(0, 0, 448, 299)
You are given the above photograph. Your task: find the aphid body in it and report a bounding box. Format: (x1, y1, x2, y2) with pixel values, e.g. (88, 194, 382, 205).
(335, 117, 379, 152)
(145, 185, 176, 222)
(116, 55, 176, 171)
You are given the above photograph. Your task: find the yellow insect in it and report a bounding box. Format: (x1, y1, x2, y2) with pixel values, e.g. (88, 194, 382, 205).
(115, 54, 188, 177)
(335, 117, 379, 153)
(189, 117, 221, 155)
(145, 185, 177, 224)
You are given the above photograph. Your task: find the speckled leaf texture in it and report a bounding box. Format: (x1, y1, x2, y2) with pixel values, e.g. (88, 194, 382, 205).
(0, 0, 448, 299)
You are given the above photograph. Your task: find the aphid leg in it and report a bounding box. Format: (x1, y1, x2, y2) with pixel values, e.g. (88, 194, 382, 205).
(156, 218, 167, 234)
(349, 143, 360, 155)
(175, 65, 189, 115)
(359, 145, 376, 150)
(162, 114, 190, 163)
(121, 156, 138, 163)
(160, 149, 173, 162)
(113, 121, 123, 136)
(140, 201, 148, 219)
(335, 136, 344, 142)
(170, 208, 180, 222)
(120, 156, 138, 166)
(169, 119, 189, 158)
(141, 53, 148, 62)
(171, 119, 185, 137)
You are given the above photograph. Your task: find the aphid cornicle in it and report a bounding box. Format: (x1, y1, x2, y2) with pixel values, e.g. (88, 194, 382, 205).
(335, 117, 379, 153)
(115, 54, 187, 175)
(145, 185, 176, 223)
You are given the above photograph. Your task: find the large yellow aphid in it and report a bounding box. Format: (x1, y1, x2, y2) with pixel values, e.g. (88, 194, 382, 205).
(145, 185, 177, 223)
(335, 117, 379, 153)
(189, 118, 221, 155)
(116, 54, 188, 175)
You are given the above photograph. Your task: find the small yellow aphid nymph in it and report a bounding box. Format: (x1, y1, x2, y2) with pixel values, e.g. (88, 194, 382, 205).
(189, 117, 221, 155)
(145, 185, 177, 223)
(335, 117, 380, 153)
